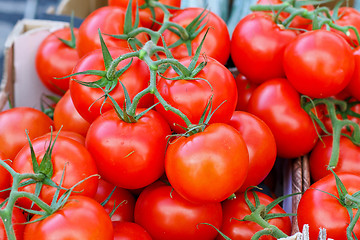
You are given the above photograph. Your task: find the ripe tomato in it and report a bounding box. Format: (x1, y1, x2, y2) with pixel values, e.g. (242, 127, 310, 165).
(93, 179, 136, 222)
(36, 27, 80, 95)
(309, 135, 360, 181)
(228, 111, 277, 192)
(297, 173, 360, 240)
(234, 74, 257, 111)
(12, 135, 99, 209)
(248, 78, 319, 159)
(0, 107, 54, 160)
(53, 90, 90, 137)
(108, 0, 181, 30)
(24, 196, 114, 240)
(77, 6, 148, 57)
(165, 123, 249, 203)
(0, 198, 26, 240)
(113, 221, 152, 240)
(134, 182, 222, 240)
(218, 191, 291, 240)
(70, 48, 152, 123)
(162, 8, 230, 65)
(283, 30, 355, 98)
(41, 130, 85, 145)
(347, 47, 360, 101)
(231, 12, 297, 84)
(0, 151, 11, 199)
(85, 109, 171, 189)
(155, 56, 237, 133)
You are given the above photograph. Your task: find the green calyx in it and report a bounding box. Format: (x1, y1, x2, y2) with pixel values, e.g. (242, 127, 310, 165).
(57, 12, 77, 49)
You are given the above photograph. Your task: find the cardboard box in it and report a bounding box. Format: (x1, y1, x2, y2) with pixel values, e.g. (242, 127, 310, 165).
(56, 0, 107, 19)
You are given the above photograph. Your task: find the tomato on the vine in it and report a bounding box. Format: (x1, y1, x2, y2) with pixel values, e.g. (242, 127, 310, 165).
(113, 221, 152, 240)
(0, 198, 26, 240)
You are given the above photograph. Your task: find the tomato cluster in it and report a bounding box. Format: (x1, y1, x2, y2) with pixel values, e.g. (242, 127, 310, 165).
(2, 0, 360, 239)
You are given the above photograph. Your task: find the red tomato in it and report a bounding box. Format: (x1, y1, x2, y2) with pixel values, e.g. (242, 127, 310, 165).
(24, 196, 114, 240)
(40, 130, 86, 145)
(134, 182, 222, 240)
(309, 135, 360, 181)
(12, 135, 99, 209)
(93, 179, 136, 222)
(347, 47, 360, 101)
(0, 107, 54, 160)
(113, 221, 152, 240)
(85, 109, 171, 189)
(53, 90, 90, 137)
(218, 191, 291, 240)
(155, 56, 237, 133)
(283, 30, 355, 98)
(36, 27, 80, 95)
(297, 173, 360, 240)
(165, 123, 249, 203)
(108, 0, 181, 30)
(70, 48, 152, 123)
(231, 12, 297, 84)
(77, 6, 148, 57)
(234, 74, 257, 111)
(0, 151, 11, 199)
(228, 111, 277, 192)
(0, 198, 26, 240)
(162, 8, 230, 65)
(248, 78, 319, 159)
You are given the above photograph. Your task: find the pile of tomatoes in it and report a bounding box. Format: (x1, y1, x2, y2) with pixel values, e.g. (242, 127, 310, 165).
(1, 0, 360, 239)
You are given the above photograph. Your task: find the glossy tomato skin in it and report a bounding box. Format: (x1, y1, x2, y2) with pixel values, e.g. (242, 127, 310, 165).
(113, 221, 152, 240)
(309, 136, 360, 182)
(77, 6, 148, 57)
(41, 130, 86, 145)
(228, 111, 277, 192)
(53, 90, 90, 137)
(218, 191, 291, 240)
(85, 109, 171, 189)
(0, 151, 11, 199)
(231, 12, 297, 84)
(36, 27, 80, 95)
(70, 48, 151, 123)
(134, 182, 222, 240)
(283, 30, 355, 98)
(108, 0, 181, 30)
(165, 123, 249, 203)
(93, 179, 136, 222)
(162, 8, 230, 65)
(347, 47, 360, 101)
(12, 135, 99, 209)
(248, 78, 318, 159)
(331, 7, 360, 46)
(234, 74, 257, 111)
(24, 196, 114, 240)
(0, 107, 54, 160)
(155, 56, 237, 133)
(0, 198, 26, 240)
(297, 173, 360, 240)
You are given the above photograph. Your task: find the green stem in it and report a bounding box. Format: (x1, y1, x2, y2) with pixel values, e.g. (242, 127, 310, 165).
(162, 22, 190, 40)
(106, 51, 140, 80)
(153, 58, 191, 76)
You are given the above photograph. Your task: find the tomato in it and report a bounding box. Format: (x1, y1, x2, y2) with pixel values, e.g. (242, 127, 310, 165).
(93, 179, 136, 222)
(24, 196, 113, 240)
(165, 123, 249, 203)
(113, 221, 152, 240)
(41, 130, 86, 145)
(77, 6, 149, 57)
(36, 27, 80, 95)
(234, 74, 257, 111)
(0, 198, 26, 240)
(162, 8, 230, 65)
(12, 135, 99, 209)
(231, 12, 297, 84)
(134, 182, 222, 240)
(155, 56, 237, 133)
(70, 48, 152, 123)
(108, 0, 181, 30)
(0, 107, 54, 160)
(248, 78, 319, 159)
(0, 151, 11, 199)
(283, 29, 355, 98)
(347, 47, 360, 101)
(297, 173, 360, 240)
(228, 111, 277, 192)
(53, 90, 90, 137)
(256, 0, 314, 29)
(218, 191, 291, 240)
(85, 108, 171, 189)
(309, 135, 360, 181)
